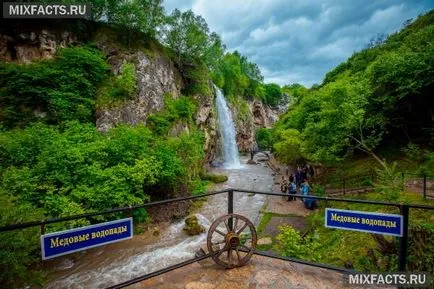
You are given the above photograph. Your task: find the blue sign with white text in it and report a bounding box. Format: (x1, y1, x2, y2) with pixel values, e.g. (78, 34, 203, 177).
(325, 208, 403, 237)
(41, 218, 133, 260)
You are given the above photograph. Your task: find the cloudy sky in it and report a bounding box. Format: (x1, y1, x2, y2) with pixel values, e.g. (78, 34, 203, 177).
(164, 0, 433, 87)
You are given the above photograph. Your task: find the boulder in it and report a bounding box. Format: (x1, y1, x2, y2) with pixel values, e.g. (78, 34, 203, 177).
(183, 215, 205, 236)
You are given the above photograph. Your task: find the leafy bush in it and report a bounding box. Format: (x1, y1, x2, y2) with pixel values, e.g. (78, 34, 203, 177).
(146, 95, 197, 135)
(0, 46, 109, 127)
(0, 191, 44, 288)
(96, 62, 137, 108)
(274, 224, 321, 262)
(255, 128, 273, 150)
(401, 143, 424, 162)
(374, 162, 404, 201)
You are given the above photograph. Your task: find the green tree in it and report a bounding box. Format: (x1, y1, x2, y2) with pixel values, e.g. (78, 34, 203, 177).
(163, 9, 222, 65)
(273, 129, 303, 164)
(109, 0, 165, 45)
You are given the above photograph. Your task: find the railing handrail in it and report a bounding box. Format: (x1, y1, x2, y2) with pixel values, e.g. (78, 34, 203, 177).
(1, 188, 434, 233)
(0, 189, 229, 233)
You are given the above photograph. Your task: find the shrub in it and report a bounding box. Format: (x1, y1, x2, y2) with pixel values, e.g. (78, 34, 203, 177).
(255, 128, 273, 150)
(0, 46, 109, 127)
(374, 162, 403, 201)
(273, 224, 321, 261)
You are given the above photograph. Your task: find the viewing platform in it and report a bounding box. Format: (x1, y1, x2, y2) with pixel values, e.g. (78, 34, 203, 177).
(129, 254, 386, 289)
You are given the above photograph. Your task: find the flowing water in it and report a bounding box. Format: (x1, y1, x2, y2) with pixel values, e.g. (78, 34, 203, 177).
(214, 85, 241, 169)
(45, 88, 268, 288)
(45, 156, 275, 288)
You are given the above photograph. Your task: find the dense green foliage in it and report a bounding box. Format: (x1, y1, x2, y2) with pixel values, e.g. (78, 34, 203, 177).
(0, 47, 109, 127)
(211, 51, 285, 107)
(274, 225, 321, 261)
(96, 62, 137, 108)
(255, 128, 273, 150)
(163, 9, 224, 67)
(273, 11, 434, 165)
(0, 45, 205, 286)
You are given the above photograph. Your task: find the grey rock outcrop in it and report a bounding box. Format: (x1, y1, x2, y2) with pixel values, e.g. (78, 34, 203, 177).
(95, 50, 183, 132)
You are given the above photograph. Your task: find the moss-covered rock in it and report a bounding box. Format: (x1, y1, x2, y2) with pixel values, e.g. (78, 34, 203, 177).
(200, 172, 228, 183)
(183, 215, 205, 236)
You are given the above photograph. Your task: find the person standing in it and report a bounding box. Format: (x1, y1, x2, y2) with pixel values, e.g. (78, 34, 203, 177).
(280, 176, 288, 194)
(289, 173, 294, 183)
(287, 181, 297, 201)
(309, 165, 315, 179)
(301, 179, 315, 210)
(295, 170, 301, 188)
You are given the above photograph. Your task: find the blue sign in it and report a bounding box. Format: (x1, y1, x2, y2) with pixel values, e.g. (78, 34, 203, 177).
(41, 218, 133, 260)
(325, 208, 403, 237)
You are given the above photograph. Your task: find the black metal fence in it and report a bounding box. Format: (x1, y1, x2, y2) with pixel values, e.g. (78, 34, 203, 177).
(318, 172, 434, 199)
(1, 188, 434, 288)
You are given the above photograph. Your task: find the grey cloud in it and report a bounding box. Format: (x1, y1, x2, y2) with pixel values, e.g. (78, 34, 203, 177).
(165, 0, 434, 87)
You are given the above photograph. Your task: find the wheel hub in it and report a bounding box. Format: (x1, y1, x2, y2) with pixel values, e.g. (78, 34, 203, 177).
(226, 232, 240, 249)
(206, 213, 257, 269)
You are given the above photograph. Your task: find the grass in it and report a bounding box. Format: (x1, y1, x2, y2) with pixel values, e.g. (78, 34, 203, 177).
(257, 212, 273, 235)
(305, 190, 434, 271)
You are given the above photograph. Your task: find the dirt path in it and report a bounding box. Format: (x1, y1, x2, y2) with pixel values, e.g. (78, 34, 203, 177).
(254, 154, 313, 247)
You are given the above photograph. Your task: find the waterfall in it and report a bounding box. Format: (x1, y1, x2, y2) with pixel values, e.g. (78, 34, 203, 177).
(214, 85, 241, 169)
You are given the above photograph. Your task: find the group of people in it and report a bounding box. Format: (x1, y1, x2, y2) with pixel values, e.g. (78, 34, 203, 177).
(280, 167, 316, 210)
(294, 165, 315, 187)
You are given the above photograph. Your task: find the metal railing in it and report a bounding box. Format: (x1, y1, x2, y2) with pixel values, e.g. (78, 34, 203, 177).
(1, 188, 434, 288)
(318, 172, 434, 199)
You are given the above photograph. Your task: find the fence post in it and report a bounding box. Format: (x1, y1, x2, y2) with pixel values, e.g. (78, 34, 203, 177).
(423, 174, 427, 199)
(228, 190, 233, 231)
(398, 205, 409, 271)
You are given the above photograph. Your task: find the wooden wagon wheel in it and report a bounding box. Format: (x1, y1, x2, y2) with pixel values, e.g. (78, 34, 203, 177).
(206, 214, 257, 269)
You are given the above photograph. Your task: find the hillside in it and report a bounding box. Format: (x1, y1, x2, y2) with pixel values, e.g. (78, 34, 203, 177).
(272, 10, 434, 172)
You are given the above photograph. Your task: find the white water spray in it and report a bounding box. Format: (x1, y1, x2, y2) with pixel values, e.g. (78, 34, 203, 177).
(214, 85, 241, 169)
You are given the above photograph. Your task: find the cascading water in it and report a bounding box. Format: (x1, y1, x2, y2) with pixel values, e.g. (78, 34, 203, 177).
(46, 155, 272, 288)
(214, 85, 241, 169)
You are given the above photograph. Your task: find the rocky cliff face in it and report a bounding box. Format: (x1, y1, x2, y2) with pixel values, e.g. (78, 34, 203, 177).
(0, 26, 219, 162)
(0, 25, 278, 161)
(228, 98, 280, 152)
(0, 30, 77, 63)
(94, 50, 183, 132)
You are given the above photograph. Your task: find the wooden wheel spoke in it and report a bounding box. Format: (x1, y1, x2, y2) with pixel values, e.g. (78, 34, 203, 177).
(212, 239, 226, 245)
(237, 222, 248, 234)
(240, 245, 251, 252)
(235, 248, 241, 264)
(207, 213, 257, 269)
(215, 229, 226, 237)
(233, 217, 239, 232)
(223, 219, 230, 232)
(216, 246, 228, 258)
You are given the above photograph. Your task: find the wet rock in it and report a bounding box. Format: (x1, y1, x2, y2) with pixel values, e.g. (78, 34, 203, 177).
(210, 161, 224, 168)
(247, 159, 257, 165)
(183, 215, 205, 236)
